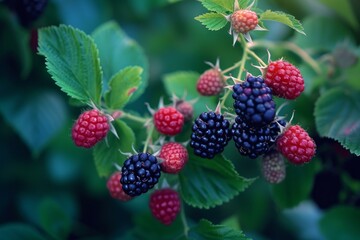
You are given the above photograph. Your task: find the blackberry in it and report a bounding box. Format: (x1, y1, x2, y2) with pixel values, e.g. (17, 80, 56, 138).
(5, 0, 48, 26)
(232, 75, 276, 126)
(120, 153, 161, 197)
(190, 111, 232, 159)
(231, 117, 285, 159)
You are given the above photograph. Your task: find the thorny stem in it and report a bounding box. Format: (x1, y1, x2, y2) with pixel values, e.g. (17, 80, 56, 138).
(247, 49, 267, 66)
(249, 40, 322, 75)
(142, 124, 154, 153)
(121, 112, 148, 124)
(219, 35, 248, 110)
(180, 202, 189, 237)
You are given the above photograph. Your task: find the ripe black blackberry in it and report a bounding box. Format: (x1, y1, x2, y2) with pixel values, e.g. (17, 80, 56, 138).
(120, 153, 161, 197)
(232, 75, 276, 126)
(231, 117, 285, 159)
(190, 111, 232, 159)
(5, 0, 48, 26)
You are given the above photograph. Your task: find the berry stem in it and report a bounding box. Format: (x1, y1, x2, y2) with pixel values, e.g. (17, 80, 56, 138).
(222, 61, 242, 74)
(249, 40, 322, 74)
(121, 112, 148, 124)
(143, 124, 155, 153)
(246, 49, 266, 67)
(180, 202, 189, 237)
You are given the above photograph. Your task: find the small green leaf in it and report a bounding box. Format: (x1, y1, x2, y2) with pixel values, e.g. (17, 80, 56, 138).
(319, 206, 360, 240)
(195, 12, 228, 31)
(271, 161, 317, 208)
(179, 152, 254, 209)
(39, 198, 72, 240)
(315, 88, 360, 156)
(0, 223, 47, 240)
(188, 219, 251, 240)
(259, 10, 305, 35)
(92, 21, 149, 102)
(93, 120, 135, 177)
(198, 0, 233, 14)
(104, 66, 143, 109)
(0, 90, 67, 155)
(163, 71, 217, 117)
(38, 25, 102, 105)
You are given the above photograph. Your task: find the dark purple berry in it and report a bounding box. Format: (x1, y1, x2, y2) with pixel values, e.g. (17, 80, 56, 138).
(232, 75, 276, 126)
(190, 111, 232, 159)
(120, 153, 161, 197)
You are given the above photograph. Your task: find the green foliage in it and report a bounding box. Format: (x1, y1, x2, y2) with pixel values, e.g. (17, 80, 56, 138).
(198, 0, 233, 14)
(315, 88, 360, 156)
(92, 21, 149, 101)
(38, 25, 103, 105)
(319, 206, 360, 240)
(179, 153, 254, 209)
(188, 219, 250, 240)
(104, 66, 143, 109)
(195, 13, 228, 31)
(271, 161, 317, 208)
(163, 71, 217, 116)
(318, 0, 358, 29)
(93, 120, 136, 177)
(0, 223, 47, 240)
(0, 91, 67, 154)
(259, 10, 305, 35)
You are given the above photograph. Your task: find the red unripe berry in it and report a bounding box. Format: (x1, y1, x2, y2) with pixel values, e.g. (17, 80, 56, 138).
(71, 109, 109, 148)
(154, 107, 184, 136)
(231, 9, 258, 34)
(196, 68, 225, 96)
(175, 100, 193, 121)
(159, 142, 188, 174)
(107, 172, 132, 201)
(149, 188, 181, 225)
(265, 60, 305, 99)
(277, 125, 316, 165)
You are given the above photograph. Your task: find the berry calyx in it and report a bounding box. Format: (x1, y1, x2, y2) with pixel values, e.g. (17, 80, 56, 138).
(277, 125, 316, 165)
(190, 111, 232, 159)
(159, 142, 188, 174)
(106, 172, 132, 201)
(71, 109, 109, 148)
(149, 188, 181, 225)
(196, 68, 225, 96)
(231, 9, 258, 34)
(120, 153, 161, 197)
(265, 60, 305, 99)
(232, 75, 276, 126)
(261, 150, 286, 184)
(154, 107, 184, 136)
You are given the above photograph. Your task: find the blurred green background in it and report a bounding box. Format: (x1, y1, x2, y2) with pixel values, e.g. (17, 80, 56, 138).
(1, 0, 360, 239)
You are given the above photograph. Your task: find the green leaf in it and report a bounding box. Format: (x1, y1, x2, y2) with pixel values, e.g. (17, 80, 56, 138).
(195, 13, 228, 31)
(39, 198, 72, 240)
(0, 90, 67, 155)
(188, 219, 250, 240)
(163, 71, 217, 117)
(92, 21, 149, 102)
(271, 161, 317, 208)
(198, 0, 233, 14)
(104, 66, 143, 109)
(0, 223, 47, 240)
(38, 25, 102, 105)
(93, 120, 135, 177)
(292, 16, 354, 52)
(179, 152, 254, 209)
(315, 88, 360, 156)
(319, 206, 360, 240)
(318, 0, 358, 29)
(259, 10, 305, 35)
